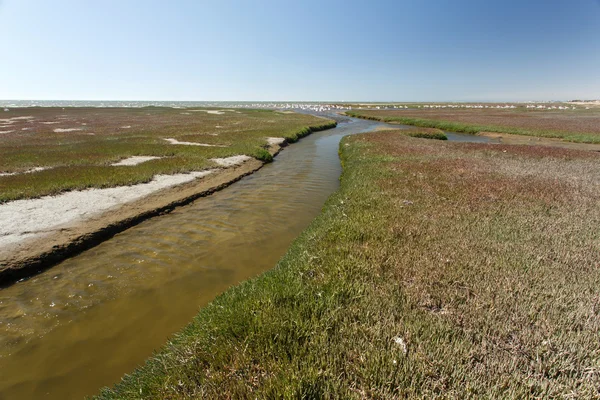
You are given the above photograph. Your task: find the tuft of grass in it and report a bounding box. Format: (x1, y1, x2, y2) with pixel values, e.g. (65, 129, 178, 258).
(96, 132, 600, 398)
(399, 127, 447, 140)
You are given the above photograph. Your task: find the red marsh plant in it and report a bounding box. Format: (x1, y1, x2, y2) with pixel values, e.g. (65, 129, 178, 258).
(0, 107, 335, 202)
(97, 132, 600, 398)
(347, 107, 600, 143)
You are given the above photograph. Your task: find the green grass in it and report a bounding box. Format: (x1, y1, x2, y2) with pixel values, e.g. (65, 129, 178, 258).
(346, 110, 600, 144)
(96, 132, 600, 399)
(398, 127, 447, 140)
(0, 108, 335, 203)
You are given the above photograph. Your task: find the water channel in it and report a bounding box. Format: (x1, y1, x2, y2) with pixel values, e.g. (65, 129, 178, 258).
(0, 115, 490, 399)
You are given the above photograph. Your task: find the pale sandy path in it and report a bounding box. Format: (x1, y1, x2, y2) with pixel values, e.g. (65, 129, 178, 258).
(111, 156, 161, 166)
(0, 154, 256, 252)
(163, 138, 225, 147)
(266, 137, 286, 145)
(211, 155, 251, 167)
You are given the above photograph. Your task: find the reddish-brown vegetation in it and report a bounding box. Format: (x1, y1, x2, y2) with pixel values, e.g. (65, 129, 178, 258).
(357, 108, 600, 134)
(99, 131, 600, 398)
(0, 107, 334, 202)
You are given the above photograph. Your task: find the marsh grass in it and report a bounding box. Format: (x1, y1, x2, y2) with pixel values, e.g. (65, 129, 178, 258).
(399, 127, 447, 140)
(0, 108, 335, 202)
(96, 133, 600, 399)
(346, 110, 600, 143)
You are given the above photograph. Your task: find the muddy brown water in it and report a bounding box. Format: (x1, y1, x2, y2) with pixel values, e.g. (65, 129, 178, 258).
(0, 116, 489, 399)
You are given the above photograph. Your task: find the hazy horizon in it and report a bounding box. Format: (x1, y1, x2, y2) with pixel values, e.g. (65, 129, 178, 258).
(2, 99, 597, 104)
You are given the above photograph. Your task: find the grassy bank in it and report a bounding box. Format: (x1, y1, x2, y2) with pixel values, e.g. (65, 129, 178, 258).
(97, 131, 600, 399)
(398, 127, 447, 140)
(346, 109, 600, 144)
(0, 108, 335, 203)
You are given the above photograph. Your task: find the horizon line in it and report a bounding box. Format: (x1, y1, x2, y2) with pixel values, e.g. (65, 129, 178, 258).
(2, 99, 595, 104)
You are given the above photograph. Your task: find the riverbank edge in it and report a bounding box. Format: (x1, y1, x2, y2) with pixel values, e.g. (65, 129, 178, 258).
(96, 129, 600, 398)
(94, 133, 359, 399)
(345, 110, 600, 144)
(0, 120, 336, 287)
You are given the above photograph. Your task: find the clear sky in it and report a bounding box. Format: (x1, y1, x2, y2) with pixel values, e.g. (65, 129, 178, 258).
(1, 0, 599, 102)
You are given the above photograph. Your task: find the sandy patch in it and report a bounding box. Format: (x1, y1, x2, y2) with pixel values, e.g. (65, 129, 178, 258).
(111, 156, 162, 166)
(0, 167, 49, 177)
(9, 116, 35, 121)
(54, 128, 82, 133)
(188, 110, 228, 115)
(276, 111, 296, 114)
(120, 125, 132, 129)
(211, 155, 251, 167)
(41, 121, 60, 125)
(0, 130, 14, 134)
(163, 138, 225, 147)
(0, 232, 40, 247)
(0, 116, 34, 124)
(266, 137, 286, 145)
(0, 170, 215, 250)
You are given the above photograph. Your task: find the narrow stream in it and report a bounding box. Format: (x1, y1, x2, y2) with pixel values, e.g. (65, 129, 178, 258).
(0, 116, 490, 399)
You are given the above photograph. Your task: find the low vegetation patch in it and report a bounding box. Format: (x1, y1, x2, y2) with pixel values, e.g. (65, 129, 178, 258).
(97, 132, 600, 398)
(0, 108, 335, 202)
(397, 127, 447, 140)
(347, 108, 600, 143)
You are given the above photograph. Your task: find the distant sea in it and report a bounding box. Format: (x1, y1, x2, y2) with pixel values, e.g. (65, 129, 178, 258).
(0, 100, 342, 108)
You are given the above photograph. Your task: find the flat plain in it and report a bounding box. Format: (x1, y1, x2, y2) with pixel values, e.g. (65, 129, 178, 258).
(347, 104, 600, 143)
(0, 107, 334, 202)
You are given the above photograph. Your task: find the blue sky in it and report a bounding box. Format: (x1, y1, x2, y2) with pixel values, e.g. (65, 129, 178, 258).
(1, 0, 599, 101)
